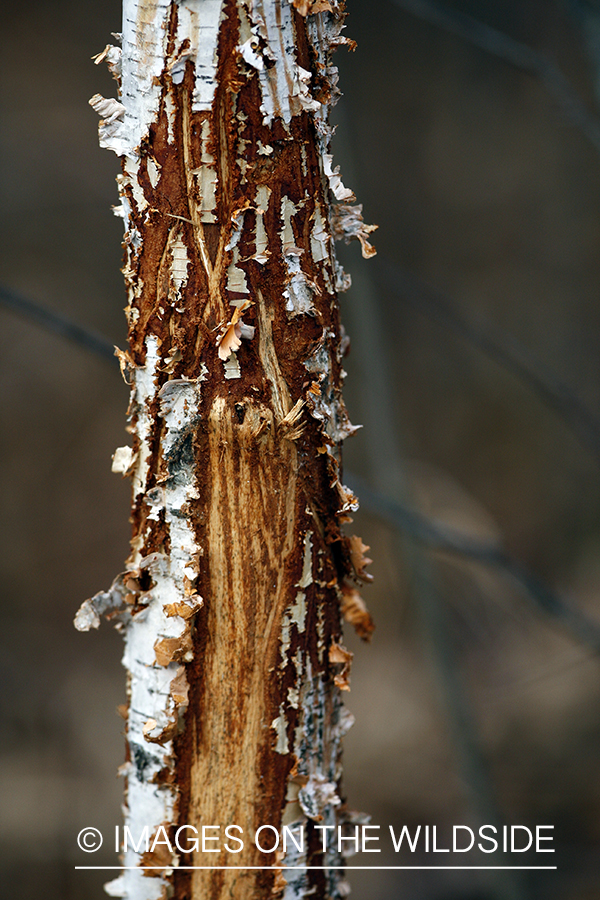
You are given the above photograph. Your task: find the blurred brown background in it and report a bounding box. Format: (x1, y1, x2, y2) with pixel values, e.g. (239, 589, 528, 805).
(1, 1, 600, 898)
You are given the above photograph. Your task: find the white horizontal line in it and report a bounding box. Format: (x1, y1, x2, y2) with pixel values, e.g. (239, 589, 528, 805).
(75, 866, 558, 871)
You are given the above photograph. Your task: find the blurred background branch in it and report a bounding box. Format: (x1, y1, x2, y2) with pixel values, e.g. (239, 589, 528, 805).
(0, 285, 116, 363)
(392, 0, 600, 154)
(374, 259, 600, 465)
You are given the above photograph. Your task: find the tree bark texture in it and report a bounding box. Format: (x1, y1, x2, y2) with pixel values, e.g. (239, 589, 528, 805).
(76, 2, 375, 899)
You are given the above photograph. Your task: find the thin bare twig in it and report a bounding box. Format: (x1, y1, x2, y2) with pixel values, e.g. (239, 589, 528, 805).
(376, 258, 600, 465)
(391, 0, 600, 155)
(347, 470, 600, 653)
(0, 284, 117, 363)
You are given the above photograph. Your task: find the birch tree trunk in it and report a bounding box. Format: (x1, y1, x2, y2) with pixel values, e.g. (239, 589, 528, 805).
(76, 2, 375, 898)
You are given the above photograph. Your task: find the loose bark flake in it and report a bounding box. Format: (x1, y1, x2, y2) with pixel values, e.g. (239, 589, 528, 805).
(77, 2, 375, 899)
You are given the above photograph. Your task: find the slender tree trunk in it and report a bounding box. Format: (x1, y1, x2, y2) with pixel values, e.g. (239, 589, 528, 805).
(76, 2, 375, 898)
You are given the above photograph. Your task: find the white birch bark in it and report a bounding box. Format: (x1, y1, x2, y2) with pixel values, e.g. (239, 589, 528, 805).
(76, 3, 375, 899)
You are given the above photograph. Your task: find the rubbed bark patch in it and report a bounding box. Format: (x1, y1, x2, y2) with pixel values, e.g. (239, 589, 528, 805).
(77, 3, 376, 899)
